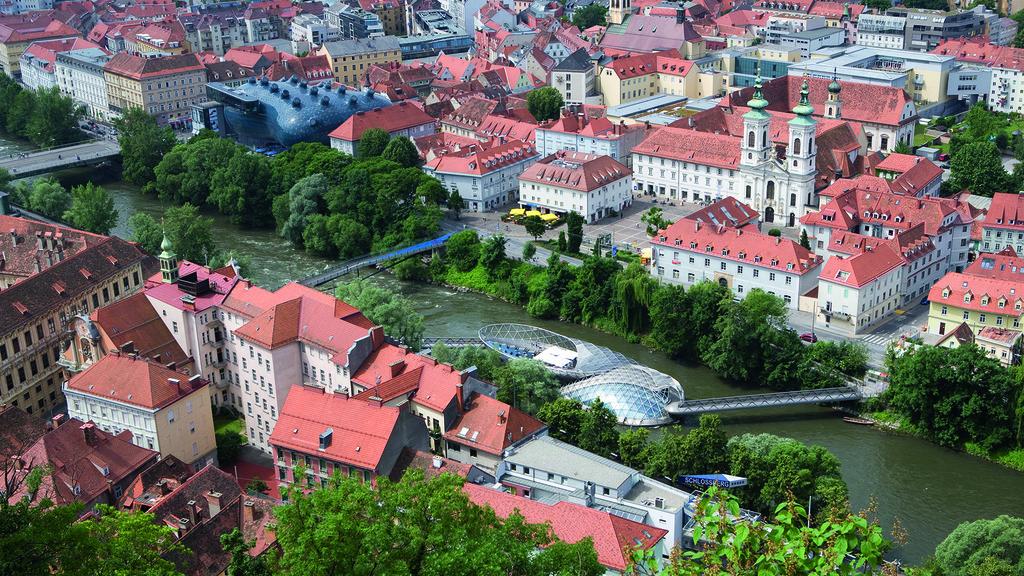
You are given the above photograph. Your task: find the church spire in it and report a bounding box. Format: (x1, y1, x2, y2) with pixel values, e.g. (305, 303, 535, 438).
(790, 78, 815, 121)
(744, 62, 770, 120)
(158, 230, 179, 284)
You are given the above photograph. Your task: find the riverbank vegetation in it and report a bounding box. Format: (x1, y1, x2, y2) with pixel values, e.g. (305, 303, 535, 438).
(2, 172, 118, 235)
(875, 344, 1024, 472)
(116, 111, 448, 260)
(0, 75, 84, 148)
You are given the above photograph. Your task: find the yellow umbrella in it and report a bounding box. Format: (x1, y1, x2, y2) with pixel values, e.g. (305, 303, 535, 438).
(540, 213, 559, 222)
(525, 210, 542, 218)
(510, 208, 526, 216)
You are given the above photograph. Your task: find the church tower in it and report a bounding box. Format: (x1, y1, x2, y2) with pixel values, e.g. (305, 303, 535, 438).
(608, 0, 630, 26)
(159, 233, 179, 284)
(825, 73, 842, 119)
(740, 66, 772, 168)
(788, 78, 817, 177)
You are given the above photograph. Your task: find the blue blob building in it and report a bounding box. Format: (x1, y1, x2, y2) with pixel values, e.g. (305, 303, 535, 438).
(204, 76, 393, 147)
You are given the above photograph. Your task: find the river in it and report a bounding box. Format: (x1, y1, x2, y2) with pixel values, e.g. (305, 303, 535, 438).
(7, 136, 1024, 564)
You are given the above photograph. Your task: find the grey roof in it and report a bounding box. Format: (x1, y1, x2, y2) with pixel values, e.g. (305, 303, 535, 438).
(321, 36, 400, 57)
(788, 27, 844, 40)
(505, 435, 636, 488)
(553, 48, 591, 72)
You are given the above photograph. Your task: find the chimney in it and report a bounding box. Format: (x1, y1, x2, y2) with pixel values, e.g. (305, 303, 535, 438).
(432, 456, 443, 469)
(497, 409, 506, 425)
(242, 500, 255, 525)
(8, 228, 16, 245)
(35, 231, 42, 250)
(80, 422, 98, 446)
(676, 6, 685, 23)
(204, 491, 222, 517)
(389, 359, 405, 378)
(168, 378, 182, 394)
(186, 500, 197, 525)
(165, 361, 177, 371)
(52, 414, 64, 428)
(455, 381, 464, 411)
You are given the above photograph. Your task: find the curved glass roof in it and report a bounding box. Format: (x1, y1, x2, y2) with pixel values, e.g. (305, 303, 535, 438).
(478, 323, 636, 379)
(561, 365, 684, 426)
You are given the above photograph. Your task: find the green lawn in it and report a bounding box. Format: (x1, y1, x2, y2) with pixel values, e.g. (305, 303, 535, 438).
(214, 414, 244, 436)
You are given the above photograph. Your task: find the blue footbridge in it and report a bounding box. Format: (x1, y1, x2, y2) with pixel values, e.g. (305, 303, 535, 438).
(300, 233, 452, 287)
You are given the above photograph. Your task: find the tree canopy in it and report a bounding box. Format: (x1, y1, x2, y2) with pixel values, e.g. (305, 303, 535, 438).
(571, 4, 607, 29)
(933, 516, 1024, 576)
(526, 87, 564, 123)
(115, 107, 177, 186)
(63, 183, 118, 235)
(336, 280, 425, 351)
(0, 76, 84, 147)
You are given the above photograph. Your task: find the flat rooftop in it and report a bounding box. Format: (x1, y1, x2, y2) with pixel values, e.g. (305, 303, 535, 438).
(505, 435, 636, 488)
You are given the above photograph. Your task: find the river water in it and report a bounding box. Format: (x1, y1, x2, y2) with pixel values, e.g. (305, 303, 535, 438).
(8, 136, 1024, 564)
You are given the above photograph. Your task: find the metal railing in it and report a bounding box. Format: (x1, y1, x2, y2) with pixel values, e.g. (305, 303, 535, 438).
(300, 233, 452, 287)
(665, 386, 862, 417)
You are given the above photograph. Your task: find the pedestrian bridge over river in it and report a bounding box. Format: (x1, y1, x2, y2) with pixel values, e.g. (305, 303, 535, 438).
(300, 233, 452, 287)
(664, 386, 862, 417)
(0, 140, 121, 178)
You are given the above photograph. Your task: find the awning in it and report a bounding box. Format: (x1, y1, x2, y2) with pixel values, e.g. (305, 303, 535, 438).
(641, 247, 652, 259)
(540, 213, 558, 222)
(510, 208, 526, 216)
(525, 210, 542, 218)
(680, 474, 748, 488)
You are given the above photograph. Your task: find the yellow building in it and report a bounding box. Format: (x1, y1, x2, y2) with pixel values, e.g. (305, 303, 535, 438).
(598, 50, 703, 107)
(0, 17, 79, 76)
(0, 215, 150, 417)
(927, 272, 1023, 337)
(64, 354, 218, 468)
(103, 52, 207, 127)
(316, 36, 401, 86)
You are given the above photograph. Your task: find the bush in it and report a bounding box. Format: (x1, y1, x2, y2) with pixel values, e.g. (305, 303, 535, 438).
(247, 478, 269, 494)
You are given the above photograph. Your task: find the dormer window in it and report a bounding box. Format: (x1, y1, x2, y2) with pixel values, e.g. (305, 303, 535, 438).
(964, 293, 972, 303)
(998, 298, 1006, 308)
(894, 216, 902, 223)
(705, 245, 713, 252)
(942, 288, 950, 298)
(981, 296, 989, 306)
(690, 241, 697, 249)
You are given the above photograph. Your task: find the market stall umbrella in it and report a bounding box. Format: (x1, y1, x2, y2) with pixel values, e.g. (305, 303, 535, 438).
(525, 210, 542, 218)
(540, 213, 559, 222)
(510, 208, 526, 216)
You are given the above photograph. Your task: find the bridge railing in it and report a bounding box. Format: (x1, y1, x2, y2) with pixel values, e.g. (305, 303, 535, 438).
(301, 233, 452, 287)
(666, 386, 861, 416)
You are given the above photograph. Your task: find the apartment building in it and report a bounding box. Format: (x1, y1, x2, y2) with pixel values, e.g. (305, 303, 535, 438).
(19, 37, 101, 90)
(103, 52, 207, 127)
(518, 152, 633, 223)
(357, 0, 405, 36)
(328, 101, 436, 156)
(324, 4, 384, 39)
(316, 36, 401, 86)
(927, 273, 1024, 336)
(650, 207, 823, 309)
(180, 10, 249, 56)
(550, 48, 595, 107)
(597, 49, 701, 108)
(442, 393, 545, 471)
(980, 194, 1024, 254)
(55, 48, 113, 120)
(289, 13, 341, 54)
(857, 13, 908, 50)
(0, 16, 78, 76)
(65, 354, 217, 468)
(422, 139, 540, 212)
(0, 215, 150, 416)
(535, 111, 649, 168)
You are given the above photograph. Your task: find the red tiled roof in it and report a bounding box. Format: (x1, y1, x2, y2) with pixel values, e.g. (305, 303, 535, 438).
(442, 393, 545, 455)
(965, 247, 1024, 280)
(599, 15, 701, 53)
(103, 52, 204, 79)
(144, 260, 239, 313)
(0, 18, 78, 44)
(91, 292, 191, 370)
(474, 114, 537, 143)
(425, 138, 539, 176)
(464, 483, 666, 571)
(67, 354, 207, 410)
(519, 152, 630, 193)
(983, 192, 1024, 232)
(328, 101, 435, 142)
(867, 153, 942, 196)
(808, 0, 863, 20)
(351, 343, 465, 412)
(604, 49, 693, 79)
(819, 242, 905, 288)
(654, 216, 823, 275)
(682, 197, 759, 229)
(0, 214, 108, 281)
(0, 404, 46, 459)
(928, 272, 1024, 314)
(270, 386, 402, 471)
(22, 37, 102, 71)
(633, 126, 740, 170)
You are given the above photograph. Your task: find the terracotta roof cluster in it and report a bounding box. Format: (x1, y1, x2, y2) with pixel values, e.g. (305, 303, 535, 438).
(442, 393, 545, 456)
(265, 53, 333, 82)
(604, 49, 694, 80)
(983, 193, 1024, 232)
(464, 483, 667, 571)
(519, 151, 631, 193)
(965, 247, 1024, 281)
(0, 403, 46, 460)
(414, 131, 480, 161)
(808, 1, 864, 20)
(0, 215, 108, 282)
(88, 291, 195, 372)
(928, 272, 1024, 315)
(66, 353, 207, 410)
(145, 260, 240, 314)
(474, 113, 538, 143)
(424, 138, 539, 176)
(725, 76, 915, 127)
(9, 417, 158, 507)
(539, 111, 643, 140)
(350, 342, 466, 413)
(21, 37, 103, 72)
(124, 19, 186, 50)
(1, 233, 151, 334)
(328, 101, 435, 142)
(865, 152, 943, 196)
(103, 52, 204, 79)
(932, 37, 1024, 71)
(599, 14, 702, 54)
(118, 454, 193, 512)
(683, 197, 760, 229)
(0, 16, 78, 44)
(654, 215, 823, 275)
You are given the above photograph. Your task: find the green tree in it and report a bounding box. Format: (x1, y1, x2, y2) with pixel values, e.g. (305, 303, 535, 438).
(429, 344, 506, 382)
(886, 343, 1018, 450)
(208, 148, 274, 227)
(273, 469, 602, 576)
(767, 228, 782, 237)
(221, 528, 274, 576)
(0, 499, 89, 576)
(557, 230, 567, 252)
(26, 178, 71, 219)
(641, 207, 671, 236)
(24, 87, 83, 147)
(862, 0, 891, 11)
(571, 3, 607, 28)
(934, 516, 1024, 576)
(479, 234, 507, 280)
(381, 135, 420, 167)
(577, 398, 620, 458)
(799, 229, 810, 249)
(70, 505, 186, 576)
(327, 214, 372, 259)
(6, 90, 36, 136)
(618, 428, 651, 469)
(417, 178, 448, 205)
(645, 414, 728, 482)
(495, 358, 560, 414)
(128, 212, 164, 255)
(163, 203, 217, 264)
(281, 174, 328, 246)
(302, 214, 334, 256)
(565, 211, 584, 253)
(522, 241, 537, 262)
(336, 280, 425, 350)
(962, 103, 1001, 142)
(647, 284, 690, 357)
(526, 86, 565, 122)
(950, 140, 1010, 196)
(524, 216, 546, 240)
(357, 128, 390, 158)
(611, 263, 657, 335)
(114, 107, 177, 186)
(797, 340, 868, 389)
(701, 290, 795, 387)
(537, 397, 586, 443)
(628, 487, 888, 576)
(63, 182, 118, 235)
(446, 229, 482, 272)
(449, 189, 465, 219)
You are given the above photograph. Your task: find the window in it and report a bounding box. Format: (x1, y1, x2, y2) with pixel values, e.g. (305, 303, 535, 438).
(167, 409, 175, 423)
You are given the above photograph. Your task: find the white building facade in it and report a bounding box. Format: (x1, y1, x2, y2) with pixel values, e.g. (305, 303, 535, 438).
(518, 152, 633, 223)
(423, 140, 540, 212)
(55, 49, 113, 121)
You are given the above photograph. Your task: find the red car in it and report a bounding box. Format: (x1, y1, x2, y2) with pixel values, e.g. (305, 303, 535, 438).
(799, 332, 818, 343)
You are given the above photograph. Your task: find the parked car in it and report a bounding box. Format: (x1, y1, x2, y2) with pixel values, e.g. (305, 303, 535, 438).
(799, 332, 818, 343)
(920, 297, 929, 306)
(937, 153, 949, 162)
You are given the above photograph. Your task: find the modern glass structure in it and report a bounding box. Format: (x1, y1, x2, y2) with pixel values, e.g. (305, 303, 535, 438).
(478, 323, 637, 379)
(205, 76, 393, 147)
(561, 365, 684, 426)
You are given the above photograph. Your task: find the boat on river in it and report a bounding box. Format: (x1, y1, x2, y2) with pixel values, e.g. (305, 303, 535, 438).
(842, 416, 875, 426)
